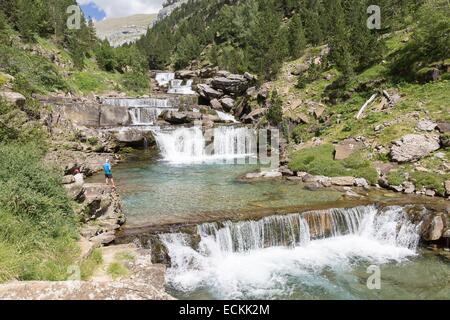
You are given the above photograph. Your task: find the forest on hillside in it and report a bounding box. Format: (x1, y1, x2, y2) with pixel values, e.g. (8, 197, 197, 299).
(137, 0, 449, 85)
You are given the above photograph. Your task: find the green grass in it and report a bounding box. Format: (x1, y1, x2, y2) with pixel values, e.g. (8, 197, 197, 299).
(80, 249, 103, 280)
(0, 100, 78, 283)
(288, 144, 378, 184)
(114, 251, 136, 262)
(386, 169, 409, 186)
(107, 262, 129, 280)
(410, 171, 448, 196)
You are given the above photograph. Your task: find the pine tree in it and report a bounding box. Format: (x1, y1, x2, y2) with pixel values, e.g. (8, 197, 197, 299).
(328, 0, 354, 79)
(267, 90, 283, 126)
(288, 14, 306, 59)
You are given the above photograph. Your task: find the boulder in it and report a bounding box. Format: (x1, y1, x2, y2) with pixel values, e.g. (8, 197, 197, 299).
(210, 99, 223, 111)
(403, 181, 416, 194)
(416, 120, 437, 132)
(334, 138, 364, 160)
(211, 75, 249, 94)
(436, 122, 450, 133)
(197, 84, 223, 100)
(390, 134, 441, 163)
(330, 176, 356, 186)
(354, 178, 369, 189)
(176, 70, 197, 79)
(279, 166, 294, 177)
(423, 215, 444, 241)
(0, 91, 26, 107)
(242, 108, 267, 124)
(219, 97, 235, 112)
(290, 63, 309, 76)
(313, 106, 326, 119)
(445, 180, 450, 196)
(62, 175, 75, 185)
(90, 231, 116, 245)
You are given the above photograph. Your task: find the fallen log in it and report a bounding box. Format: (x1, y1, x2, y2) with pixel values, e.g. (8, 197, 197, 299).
(356, 94, 377, 120)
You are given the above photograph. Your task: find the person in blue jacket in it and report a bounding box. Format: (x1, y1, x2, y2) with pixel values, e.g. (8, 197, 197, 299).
(103, 159, 116, 189)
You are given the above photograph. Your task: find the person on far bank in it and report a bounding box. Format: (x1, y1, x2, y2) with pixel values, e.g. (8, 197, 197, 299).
(103, 159, 116, 189)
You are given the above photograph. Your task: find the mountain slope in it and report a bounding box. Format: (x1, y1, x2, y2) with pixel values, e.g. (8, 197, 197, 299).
(95, 14, 157, 47)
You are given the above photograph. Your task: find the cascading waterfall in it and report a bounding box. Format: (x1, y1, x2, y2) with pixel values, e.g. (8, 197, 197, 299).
(167, 79, 195, 95)
(156, 72, 175, 87)
(160, 205, 423, 299)
(153, 126, 257, 164)
(103, 98, 172, 108)
(102, 98, 175, 126)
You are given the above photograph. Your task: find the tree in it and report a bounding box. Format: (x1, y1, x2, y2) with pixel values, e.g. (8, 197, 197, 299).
(267, 90, 283, 126)
(328, 0, 354, 79)
(288, 14, 306, 59)
(174, 34, 202, 69)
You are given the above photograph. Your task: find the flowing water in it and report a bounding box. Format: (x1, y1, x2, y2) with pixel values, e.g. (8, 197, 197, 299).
(161, 206, 450, 300)
(91, 124, 449, 299)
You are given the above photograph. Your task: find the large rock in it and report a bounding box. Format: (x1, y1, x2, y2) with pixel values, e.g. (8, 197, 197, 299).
(211, 74, 249, 94)
(416, 120, 437, 132)
(242, 108, 267, 124)
(209, 99, 223, 111)
(334, 138, 364, 160)
(436, 122, 450, 133)
(390, 134, 441, 163)
(0, 91, 26, 107)
(197, 84, 223, 100)
(445, 180, 450, 196)
(219, 97, 235, 112)
(330, 176, 356, 186)
(422, 215, 444, 241)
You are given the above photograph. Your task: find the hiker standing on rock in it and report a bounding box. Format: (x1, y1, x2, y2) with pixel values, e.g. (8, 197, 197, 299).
(103, 159, 116, 189)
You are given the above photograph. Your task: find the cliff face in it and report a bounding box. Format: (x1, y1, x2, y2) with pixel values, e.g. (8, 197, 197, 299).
(95, 14, 157, 47)
(156, 0, 191, 22)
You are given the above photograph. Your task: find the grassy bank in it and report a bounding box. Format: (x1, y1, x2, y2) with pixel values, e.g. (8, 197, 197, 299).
(0, 99, 78, 282)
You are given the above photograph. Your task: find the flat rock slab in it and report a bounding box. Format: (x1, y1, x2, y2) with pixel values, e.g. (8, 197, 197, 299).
(0, 279, 173, 300)
(390, 134, 441, 163)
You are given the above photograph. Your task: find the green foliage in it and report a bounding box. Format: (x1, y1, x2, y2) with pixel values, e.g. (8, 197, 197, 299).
(0, 143, 78, 282)
(288, 144, 378, 184)
(386, 169, 408, 186)
(390, 0, 450, 81)
(174, 34, 202, 69)
(410, 171, 447, 196)
(121, 71, 149, 94)
(267, 90, 283, 125)
(0, 45, 69, 94)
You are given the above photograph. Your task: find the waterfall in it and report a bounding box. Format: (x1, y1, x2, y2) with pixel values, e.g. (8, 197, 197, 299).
(160, 205, 423, 298)
(167, 79, 196, 95)
(102, 98, 176, 126)
(156, 72, 175, 87)
(128, 107, 171, 125)
(216, 111, 238, 123)
(103, 98, 172, 108)
(153, 126, 257, 164)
